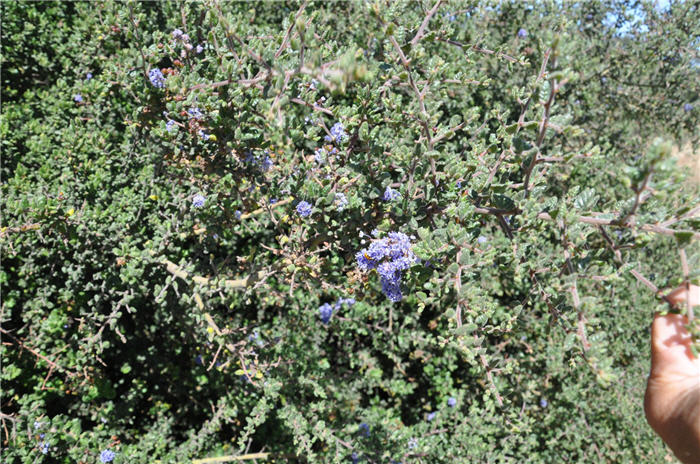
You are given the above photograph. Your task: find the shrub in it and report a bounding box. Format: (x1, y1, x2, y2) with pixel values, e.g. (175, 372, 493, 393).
(2, 1, 698, 462)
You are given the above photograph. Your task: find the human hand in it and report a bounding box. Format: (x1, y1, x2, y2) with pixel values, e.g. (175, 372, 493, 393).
(645, 285, 700, 464)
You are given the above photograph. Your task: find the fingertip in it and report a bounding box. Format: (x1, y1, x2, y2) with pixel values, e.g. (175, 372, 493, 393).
(666, 284, 700, 307)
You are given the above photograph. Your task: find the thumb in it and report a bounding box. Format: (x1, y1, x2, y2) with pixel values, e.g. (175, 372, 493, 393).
(650, 285, 700, 379)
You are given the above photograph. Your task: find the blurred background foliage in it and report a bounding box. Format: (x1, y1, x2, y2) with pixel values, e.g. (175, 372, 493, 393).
(1, 0, 699, 462)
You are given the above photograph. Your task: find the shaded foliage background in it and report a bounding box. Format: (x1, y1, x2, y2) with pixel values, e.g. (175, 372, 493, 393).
(2, 1, 699, 462)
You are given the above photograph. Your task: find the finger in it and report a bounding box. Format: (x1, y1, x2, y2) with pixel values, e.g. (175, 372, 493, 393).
(666, 284, 700, 307)
(650, 313, 697, 378)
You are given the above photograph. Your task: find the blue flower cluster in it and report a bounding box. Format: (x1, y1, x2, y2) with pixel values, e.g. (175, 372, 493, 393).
(192, 194, 206, 208)
(356, 232, 417, 301)
(166, 120, 177, 133)
(187, 107, 204, 120)
(100, 449, 116, 463)
(359, 422, 370, 437)
(243, 150, 273, 172)
(684, 103, 694, 112)
(335, 192, 348, 211)
(318, 297, 355, 324)
(517, 28, 528, 38)
(149, 68, 165, 88)
(296, 200, 313, 217)
(447, 397, 457, 407)
(39, 442, 49, 455)
(73, 94, 83, 103)
(383, 186, 401, 202)
(325, 122, 347, 144)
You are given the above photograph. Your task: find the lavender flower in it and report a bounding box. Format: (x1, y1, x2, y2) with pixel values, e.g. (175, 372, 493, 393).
(408, 437, 419, 449)
(319, 303, 334, 324)
(477, 236, 487, 244)
(333, 297, 355, 312)
(351, 452, 360, 464)
(196, 44, 204, 54)
(539, 398, 548, 408)
(166, 120, 177, 133)
(188, 107, 203, 120)
(261, 155, 273, 171)
(359, 423, 370, 437)
(73, 94, 83, 102)
(335, 192, 348, 211)
(325, 122, 347, 144)
(356, 231, 417, 301)
(192, 194, 206, 208)
(296, 201, 313, 217)
(172, 29, 184, 40)
(314, 147, 326, 164)
(34, 421, 42, 430)
(684, 103, 694, 112)
(39, 442, 49, 455)
(447, 397, 457, 407)
(383, 186, 401, 202)
(198, 129, 209, 140)
(86, 72, 93, 80)
(517, 28, 528, 38)
(427, 411, 436, 421)
(100, 449, 116, 463)
(149, 68, 165, 88)
(235, 210, 242, 220)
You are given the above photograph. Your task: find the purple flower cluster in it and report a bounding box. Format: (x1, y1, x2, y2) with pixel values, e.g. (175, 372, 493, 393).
(318, 297, 355, 324)
(39, 442, 50, 455)
(260, 154, 274, 171)
(359, 422, 370, 437)
(171, 28, 203, 55)
(166, 120, 177, 133)
(447, 397, 457, 407)
(335, 192, 348, 211)
(187, 107, 204, 120)
(296, 200, 313, 217)
(314, 146, 338, 165)
(73, 94, 83, 103)
(192, 194, 206, 208)
(100, 449, 116, 463)
(318, 303, 333, 324)
(242, 150, 273, 171)
(517, 28, 528, 38)
(684, 103, 694, 112)
(325, 122, 347, 144)
(356, 232, 417, 301)
(149, 68, 165, 88)
(383, 186, 401, 202)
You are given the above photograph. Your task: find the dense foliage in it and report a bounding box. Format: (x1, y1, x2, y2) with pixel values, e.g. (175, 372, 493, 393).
(2, 1, 699, 462)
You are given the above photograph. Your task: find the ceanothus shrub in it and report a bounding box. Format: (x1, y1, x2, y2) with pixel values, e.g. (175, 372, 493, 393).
(1, 1, 698, 463)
